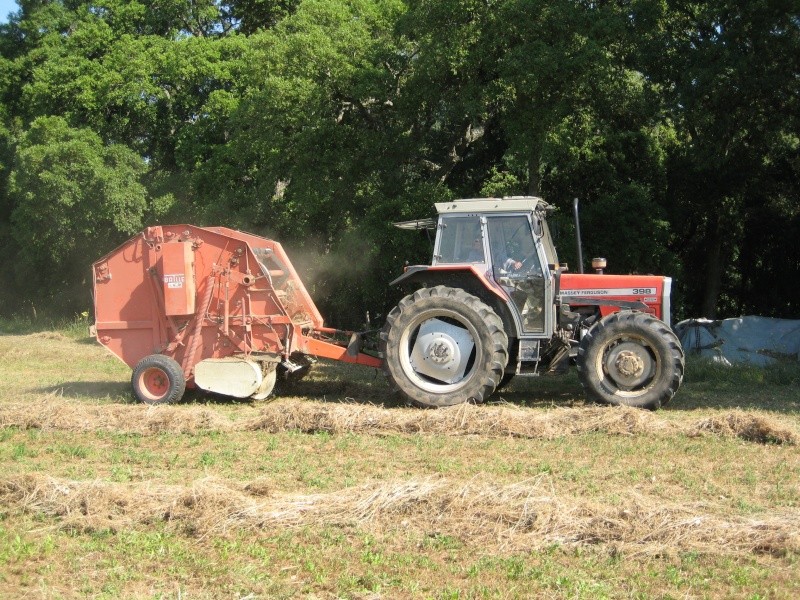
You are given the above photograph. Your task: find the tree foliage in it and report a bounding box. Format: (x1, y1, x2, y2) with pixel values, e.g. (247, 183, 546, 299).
(5, 115, 147, 308)
(0, 0, 797, 323)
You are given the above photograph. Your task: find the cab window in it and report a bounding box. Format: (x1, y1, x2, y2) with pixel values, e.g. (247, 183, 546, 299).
(434, 216, 484, 264)
(486, 216, 540, 279)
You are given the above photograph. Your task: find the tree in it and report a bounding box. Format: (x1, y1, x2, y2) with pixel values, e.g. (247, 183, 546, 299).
(190, 0, 420, 325)
(392, 0, 677, 274)
(8, 116, 148, 311)
(0, 0, 796, 323)
(636, 0, 800, 318)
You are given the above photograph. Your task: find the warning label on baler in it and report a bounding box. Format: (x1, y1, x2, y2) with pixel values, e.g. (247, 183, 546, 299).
(163, 274, 185, 289)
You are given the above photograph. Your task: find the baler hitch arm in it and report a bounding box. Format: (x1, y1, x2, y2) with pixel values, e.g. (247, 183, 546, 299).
(302, 327, 383, 368)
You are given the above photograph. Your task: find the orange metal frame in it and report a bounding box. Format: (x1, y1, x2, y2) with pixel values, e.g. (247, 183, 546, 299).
(93, 225, 382, 379)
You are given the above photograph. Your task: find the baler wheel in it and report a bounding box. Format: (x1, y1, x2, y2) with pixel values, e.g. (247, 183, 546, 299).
(576, 311, 684, 410)
(131, 354, 186, 405)
(380, 286, 508, 408)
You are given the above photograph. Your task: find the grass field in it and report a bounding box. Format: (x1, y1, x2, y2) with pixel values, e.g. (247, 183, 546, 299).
(0, 324, 798, 599)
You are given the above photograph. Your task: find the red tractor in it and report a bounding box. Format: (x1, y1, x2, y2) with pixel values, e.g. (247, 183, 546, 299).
(380, 196, 684, 410)
(92, 197, 684, 409)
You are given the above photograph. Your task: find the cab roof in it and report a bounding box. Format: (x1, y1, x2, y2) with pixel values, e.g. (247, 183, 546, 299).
(392, 196, 555, 230)
(435, 196, 552, 215)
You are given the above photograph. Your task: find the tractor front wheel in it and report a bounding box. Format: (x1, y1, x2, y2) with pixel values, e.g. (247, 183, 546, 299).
(380, 286, 508, 408)
(131, 354, 186, 405)
(577, 311, 684, 410)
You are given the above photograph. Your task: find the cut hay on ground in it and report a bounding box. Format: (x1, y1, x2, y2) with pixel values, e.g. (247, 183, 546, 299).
(238, 401, 674, 438)
(0, 399, 234, 434)
(2, 473, 798, 558)
(689, 411, 800, 445)
(0, 398, 797, 444)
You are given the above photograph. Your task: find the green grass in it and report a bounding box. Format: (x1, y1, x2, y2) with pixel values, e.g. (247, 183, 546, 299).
(0, 311, 93, 339)
(0, 328, 799, 598)
(686, 356, 800, 387)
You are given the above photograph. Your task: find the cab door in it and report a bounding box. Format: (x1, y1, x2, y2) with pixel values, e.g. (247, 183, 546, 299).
(486, 215, 551, 335)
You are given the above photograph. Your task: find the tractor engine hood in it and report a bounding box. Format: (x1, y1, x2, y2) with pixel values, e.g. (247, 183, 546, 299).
(558, 273, 672, 326)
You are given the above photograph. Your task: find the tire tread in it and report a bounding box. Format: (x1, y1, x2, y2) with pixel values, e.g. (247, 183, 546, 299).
(380, 286, 508, 408)
(576, 311, 684, 410)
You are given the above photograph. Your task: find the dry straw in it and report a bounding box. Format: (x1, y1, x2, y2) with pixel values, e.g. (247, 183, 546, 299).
(0, 399, 796, 444)
(0, 399, 234, 434)
(2, 473, 798, 557)
(237, 401, 674, 439)
(689, 411, 799, 445)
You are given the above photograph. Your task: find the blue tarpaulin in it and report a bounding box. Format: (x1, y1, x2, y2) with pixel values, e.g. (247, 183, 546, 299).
(675, 317, 800, 366)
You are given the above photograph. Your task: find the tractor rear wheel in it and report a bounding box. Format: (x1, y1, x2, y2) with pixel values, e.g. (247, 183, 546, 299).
(131, 354, 186, 405)
(380, 286, 508, 408)
(576, 311, 684, 410)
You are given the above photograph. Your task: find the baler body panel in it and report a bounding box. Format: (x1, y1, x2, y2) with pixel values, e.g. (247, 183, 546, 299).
(93, 233, 166, 371)
(93, 225, 379, 385)
(160, 241, 196, 316)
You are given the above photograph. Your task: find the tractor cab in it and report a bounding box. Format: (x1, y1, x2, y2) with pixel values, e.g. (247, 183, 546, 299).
(427, 196, 558, 338)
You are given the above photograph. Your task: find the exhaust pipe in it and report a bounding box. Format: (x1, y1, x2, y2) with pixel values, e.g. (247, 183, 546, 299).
(573, 198, 584, 274)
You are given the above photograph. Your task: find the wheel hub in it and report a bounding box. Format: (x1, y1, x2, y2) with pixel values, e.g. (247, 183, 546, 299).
(615, 350, 645, 378)
(408, 318, 475, 385)
(604, 341, 653, 389)
(427, 339, 455, 365)
(139, 367, 169, 401)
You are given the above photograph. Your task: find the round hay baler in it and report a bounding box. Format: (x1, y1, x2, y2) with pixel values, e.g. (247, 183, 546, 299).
(92, 225, 380, 404)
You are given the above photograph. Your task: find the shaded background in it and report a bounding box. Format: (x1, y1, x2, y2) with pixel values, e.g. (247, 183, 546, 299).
(0, 1, 797, 328)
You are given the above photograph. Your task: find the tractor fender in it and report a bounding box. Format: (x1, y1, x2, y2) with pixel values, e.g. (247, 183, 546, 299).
(390, 265, 520, 338)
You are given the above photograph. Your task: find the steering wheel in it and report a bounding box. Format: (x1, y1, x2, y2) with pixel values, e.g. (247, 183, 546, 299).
(510, 253, 543, 278)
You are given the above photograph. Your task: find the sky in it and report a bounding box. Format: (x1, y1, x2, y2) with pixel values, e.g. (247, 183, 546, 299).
(0, 0, 18, 24)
